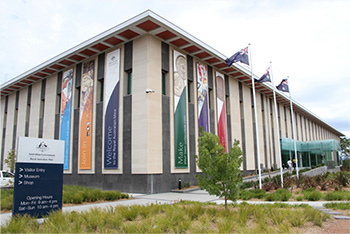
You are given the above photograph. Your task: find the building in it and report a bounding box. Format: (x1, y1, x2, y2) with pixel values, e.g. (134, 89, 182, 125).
(0, 10, 343, 193)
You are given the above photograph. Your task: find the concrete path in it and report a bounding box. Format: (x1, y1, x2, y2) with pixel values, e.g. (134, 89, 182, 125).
(1, 189, 349, 226)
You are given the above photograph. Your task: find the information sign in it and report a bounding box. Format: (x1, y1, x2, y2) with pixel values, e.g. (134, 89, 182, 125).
(12, 137, 64, 218)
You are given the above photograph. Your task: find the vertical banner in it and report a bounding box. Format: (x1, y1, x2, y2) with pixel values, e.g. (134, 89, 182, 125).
(79, 60, 94, 170)
(60, 68, 73, 170)
(173, 51, 188, 168)
(196, 63, 209, 133)
(216, 72, 228, 152)
(104, 49, 120, 169)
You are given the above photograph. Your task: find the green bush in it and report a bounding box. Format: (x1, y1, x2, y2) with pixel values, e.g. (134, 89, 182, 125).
(1, 185, 128, 211)
(324, 191, 350, 201)
(324, 202, 350, 210)
(265, 188, 291, 201)
(62, 185, 128, 204)
(336, 171, 350, 187)
(240, 189, 266, 200)
(1, 202, 331, 233)
(0, 189, 14, 210)
(303, 188, 323, 201)
(342, 159, 350, 170)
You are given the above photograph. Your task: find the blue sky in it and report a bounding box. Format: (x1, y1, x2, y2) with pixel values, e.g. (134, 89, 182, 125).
(1, 0, 349, 137)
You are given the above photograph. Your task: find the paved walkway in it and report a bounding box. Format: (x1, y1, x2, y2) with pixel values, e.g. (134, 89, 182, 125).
(1, 189, 349, 226)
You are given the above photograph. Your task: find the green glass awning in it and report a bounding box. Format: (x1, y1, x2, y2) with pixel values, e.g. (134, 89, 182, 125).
(280, 138, 340, 154)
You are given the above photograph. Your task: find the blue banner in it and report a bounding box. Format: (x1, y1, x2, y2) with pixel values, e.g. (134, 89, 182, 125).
(60, 69, 73, 170)
(104, 49, 120, 169)
(104, 82, 119, 168)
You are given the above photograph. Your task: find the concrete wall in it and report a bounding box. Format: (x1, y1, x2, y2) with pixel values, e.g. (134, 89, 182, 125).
(17, 87, 28, 139)
(43, 75, 57, 139)
(302, 166, 340, 177)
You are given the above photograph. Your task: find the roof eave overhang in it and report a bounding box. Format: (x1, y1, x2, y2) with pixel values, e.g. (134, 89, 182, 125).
(0, 10, 344, 137)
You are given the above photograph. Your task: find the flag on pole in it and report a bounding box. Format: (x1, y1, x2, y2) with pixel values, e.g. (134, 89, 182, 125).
(276, 79, 289, 92)
(225, 47, 249, 66)
(255, 67, 271, 83)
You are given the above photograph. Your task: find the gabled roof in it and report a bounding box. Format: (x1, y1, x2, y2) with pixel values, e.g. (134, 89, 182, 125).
(0, 10, 252, 95)
(0, 10, 343, 136)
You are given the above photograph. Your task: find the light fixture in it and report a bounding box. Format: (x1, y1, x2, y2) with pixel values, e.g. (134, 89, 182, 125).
(145, 89, 155, 93)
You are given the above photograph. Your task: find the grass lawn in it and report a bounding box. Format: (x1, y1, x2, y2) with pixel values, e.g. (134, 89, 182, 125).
(1, 185, 129, 212)
(1, 202, 333, 233)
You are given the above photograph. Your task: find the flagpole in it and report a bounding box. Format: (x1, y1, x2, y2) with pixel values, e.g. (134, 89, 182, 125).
(270, 62, 284, 188)
(288, 77, 299, 179)
(248, 43, 262, 189)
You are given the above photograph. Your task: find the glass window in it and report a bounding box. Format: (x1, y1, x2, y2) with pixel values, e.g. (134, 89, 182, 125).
(162, 71, 166, 95)
(127, 71, 132, 95)
(100, 80, 104, 102)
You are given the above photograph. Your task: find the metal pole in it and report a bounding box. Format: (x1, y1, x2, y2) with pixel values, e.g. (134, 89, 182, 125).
(288, 77, 299, 179)
(248, 43, 262, 189)
(270, 62, 284, 188)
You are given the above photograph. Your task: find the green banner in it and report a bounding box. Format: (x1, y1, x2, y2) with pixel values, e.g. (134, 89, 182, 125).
(175, 88, 188, 168)
(173, 50, 188, 168)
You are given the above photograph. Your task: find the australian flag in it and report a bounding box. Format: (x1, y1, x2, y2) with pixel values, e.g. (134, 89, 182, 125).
(276, 79, 289, 92)
(255, 67, 271, 83)
(225, 47, 249, 66)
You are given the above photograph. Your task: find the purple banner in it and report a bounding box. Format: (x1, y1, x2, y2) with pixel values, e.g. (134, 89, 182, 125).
(197, 63, 209, 133)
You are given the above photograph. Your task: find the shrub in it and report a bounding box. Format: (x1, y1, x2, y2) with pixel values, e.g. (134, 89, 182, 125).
(325, 202, 350, 210)
(304, 207, 330, 227)
(250, 189, 266, 199)
(240, 181, 257, 189)
(342, 159, 350, 171)
(336, 171, 350, 187)
(62, 185, 128, 204)
(303, 188, 323, 201)
(302, 176, 318, 189)
(1, 189, 14, 211)
(288, 210, 307, 227)
(268, 208, 286, 225)
(324, 191, 350, 201)
(240, 189, 266, 200)
(265, 188, 291, 201)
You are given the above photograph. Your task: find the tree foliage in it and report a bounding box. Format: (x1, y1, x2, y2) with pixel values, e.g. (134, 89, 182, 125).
(4, 149, 16, 173)
(340, 136, 350, 157)
(195, 129, 243, 208)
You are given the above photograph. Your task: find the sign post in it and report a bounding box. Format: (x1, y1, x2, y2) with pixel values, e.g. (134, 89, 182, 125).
(12, 137, 64, 218)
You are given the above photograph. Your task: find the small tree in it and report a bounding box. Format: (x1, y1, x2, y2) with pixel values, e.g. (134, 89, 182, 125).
(4, 149, 16, 173)
(340, 136, 350, 158)
(195, 129, 243, 208)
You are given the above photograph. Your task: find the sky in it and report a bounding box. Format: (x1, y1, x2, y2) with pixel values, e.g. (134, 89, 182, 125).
(1, 0, 349, 137)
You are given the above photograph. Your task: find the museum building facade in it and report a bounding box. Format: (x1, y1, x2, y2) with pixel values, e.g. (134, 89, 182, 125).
(0, 10, 343, 193)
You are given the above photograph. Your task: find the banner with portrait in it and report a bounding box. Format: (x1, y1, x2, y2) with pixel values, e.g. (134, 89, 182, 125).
(60, 68, 73, 170)
(104, 49, 120, 169)
(196, 63, 209, 133)
(79, 60, 94, 170)
(173, 50, 188, 168)
(216, 72, 228, 152)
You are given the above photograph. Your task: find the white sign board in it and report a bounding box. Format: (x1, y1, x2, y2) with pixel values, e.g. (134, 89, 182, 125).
(17, 136, 64, 164)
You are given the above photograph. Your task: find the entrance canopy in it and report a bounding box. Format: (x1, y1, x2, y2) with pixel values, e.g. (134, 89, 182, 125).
(280, 138, 341, 154)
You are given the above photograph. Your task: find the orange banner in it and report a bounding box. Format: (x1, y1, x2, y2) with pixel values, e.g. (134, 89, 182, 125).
(79, 60, 94, 169)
